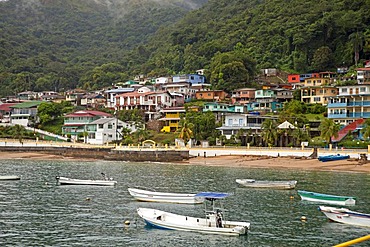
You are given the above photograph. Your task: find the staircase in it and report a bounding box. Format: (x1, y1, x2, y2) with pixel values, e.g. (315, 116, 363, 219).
(331, 118, 365, 142)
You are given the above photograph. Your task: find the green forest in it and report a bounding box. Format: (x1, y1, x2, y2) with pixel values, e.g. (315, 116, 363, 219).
(1, 0, 370, 97)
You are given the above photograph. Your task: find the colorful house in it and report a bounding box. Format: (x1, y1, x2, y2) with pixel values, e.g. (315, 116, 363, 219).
(195, 90, 228, 101)
(301, 86, 338, 105)
(231, 88, 256, 105)
(10, 101, 43, 126)
(159, 107, 186, 132)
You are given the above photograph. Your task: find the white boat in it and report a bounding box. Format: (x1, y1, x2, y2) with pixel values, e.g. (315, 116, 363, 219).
(298, 190, 356, 206)
(319, 206, 370, 227)
(128, 188, 204, 204)
(56, 175, 117, 186)
(0, 175, 21, 180)
(137, 192, 250, 236)
(236, 179, 297, 190)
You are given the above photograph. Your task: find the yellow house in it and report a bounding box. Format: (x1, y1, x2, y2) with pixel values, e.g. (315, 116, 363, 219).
(303, 77, 330, 87)
(301, 86, 338, 105)
(159, 107, 186, 132)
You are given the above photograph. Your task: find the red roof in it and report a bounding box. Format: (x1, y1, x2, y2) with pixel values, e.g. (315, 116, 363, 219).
(0, 103, 17, 111)
(356, 68, 370, 71)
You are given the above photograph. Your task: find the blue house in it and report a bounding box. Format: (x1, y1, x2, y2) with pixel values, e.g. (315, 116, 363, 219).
(172, 74, 206, 85)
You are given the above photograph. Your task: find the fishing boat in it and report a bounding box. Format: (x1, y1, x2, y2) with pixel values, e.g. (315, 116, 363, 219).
(0, 175, 21, 180)
(137, 192, 250, 236)
(298, 190, 356, 206)
(319, 206, 370, 227)
(56, 174, 117, 186)
(128, 188, 204, 204)
(318, 154, 350, 162)
(235, 179, 297, 190)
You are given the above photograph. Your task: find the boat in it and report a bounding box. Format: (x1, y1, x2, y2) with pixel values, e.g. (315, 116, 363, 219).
(0, 175, 21, 180)
(298, 190, 356, 206)
(319, 206, 370, 227)
(318, 154, 350, 162)
(56, 174, 117, 186)
(128, 188, 204, 204)
(235, 179, 297, 190)
(137, 192, 250, 236)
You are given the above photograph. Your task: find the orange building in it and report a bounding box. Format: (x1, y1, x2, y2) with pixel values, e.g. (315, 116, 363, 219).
(195, 90, 227, 101)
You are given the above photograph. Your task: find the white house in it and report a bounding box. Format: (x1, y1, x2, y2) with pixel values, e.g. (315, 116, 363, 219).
(85, 118, 137, 145)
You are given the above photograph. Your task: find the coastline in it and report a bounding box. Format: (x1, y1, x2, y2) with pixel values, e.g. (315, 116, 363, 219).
(1, 151, 370, 173)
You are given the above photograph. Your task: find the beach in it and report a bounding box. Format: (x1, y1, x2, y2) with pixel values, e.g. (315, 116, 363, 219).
(1, 151, 370, 173)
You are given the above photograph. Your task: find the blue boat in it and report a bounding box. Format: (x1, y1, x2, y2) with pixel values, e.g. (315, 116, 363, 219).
(318, 154, 350, 162)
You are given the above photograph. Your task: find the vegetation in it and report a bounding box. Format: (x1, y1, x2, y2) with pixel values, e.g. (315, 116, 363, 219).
(318, 118, 341, 145)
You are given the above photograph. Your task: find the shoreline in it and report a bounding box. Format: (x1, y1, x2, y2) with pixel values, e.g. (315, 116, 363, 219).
(1, 152, 370, 173)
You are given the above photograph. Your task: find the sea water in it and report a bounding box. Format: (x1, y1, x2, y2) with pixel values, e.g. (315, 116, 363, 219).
(0, 159, 369, 246)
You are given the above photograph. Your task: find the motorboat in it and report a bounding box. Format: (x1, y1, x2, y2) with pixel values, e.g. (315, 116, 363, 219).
(319, 206, 370, 227)
(236, 179, 297, 190)
(298, 190, 356, 206)
(137, 192, 250, 236)
(56, 173, 117, 186)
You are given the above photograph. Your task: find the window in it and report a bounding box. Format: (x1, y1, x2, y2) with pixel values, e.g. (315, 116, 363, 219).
(239, 119, 243, 126)
(360, 87, 366, 92)
(314, 97, 321, 102)
(342, 88, 348, 93)
(98, 124, 103, 129)
(108, 124, 113, 129)
(228, 119, 233, 126)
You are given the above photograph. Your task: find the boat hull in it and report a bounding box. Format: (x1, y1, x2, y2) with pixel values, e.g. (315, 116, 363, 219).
(137, 208, 250, 236)
(298, 190, 356, 206)
(128, 188, 204, 204)
(318, 155, 350, 162)
(236, 179, 297, 190)
(56, 176, 117, 186)
(319, 206, 370, 227)
(0, 175, 21, 180)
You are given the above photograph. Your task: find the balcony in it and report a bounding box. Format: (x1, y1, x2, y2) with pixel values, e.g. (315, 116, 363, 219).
(327, 103, 347, 108)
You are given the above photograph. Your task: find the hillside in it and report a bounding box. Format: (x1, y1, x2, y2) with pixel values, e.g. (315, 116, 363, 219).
(130, 0, 370, 90)
(0, 0, 207, 97)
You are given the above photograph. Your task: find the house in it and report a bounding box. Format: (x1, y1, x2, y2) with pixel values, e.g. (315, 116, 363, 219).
(203, 102, 245, 122)
(356, 68, 370, 84)
(303, 77, 331, 87)
(274, 88, 293, 102)
(172, 74, 206, 85)
(84, 118, 137, 145)
(217, 113, 276, 140)
(105, 87, 135, 109)
(246, 89, 282, 113)
(65, 89, 87, 106)
(9, 101, 43, 126)
(62, 110, 112, 141)
(195, 90, 227, 101)
(17, 91, 38, 101)
(155, 77, 171, 84)
(231, 88, 256, 105)
(288, 74, 300, 83)
(301, 86, 338, 105)
(327, 84, 370, 125)
(0, 103, 16, 123)
(159, 107, 186, 132)
(161, 83, 197, 102)
(81, 94, 106, 109)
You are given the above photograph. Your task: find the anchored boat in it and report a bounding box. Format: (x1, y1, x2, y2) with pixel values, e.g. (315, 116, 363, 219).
(137, 192, 250, 236)
(128, 188, 204, 204)
(236, 179, 297, 190)
(319, 206, 370, 227)
(298, 190, 356, 206)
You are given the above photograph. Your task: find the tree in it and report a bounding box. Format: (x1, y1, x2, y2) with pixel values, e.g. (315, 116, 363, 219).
(178, 121, 194, 145)
(261, 119, 278, 147)
(349, 31, 365, 66)
(318, 118, 340, 144)
(11, 124, 26, 144)
(311, 46, 333, 71)
(361, 119, 370, 140)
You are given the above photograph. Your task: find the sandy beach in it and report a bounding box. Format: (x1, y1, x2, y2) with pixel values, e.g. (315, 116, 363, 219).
(1, 151, 370, 173)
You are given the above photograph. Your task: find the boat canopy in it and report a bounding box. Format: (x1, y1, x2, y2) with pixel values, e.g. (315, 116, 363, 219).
(195, 192, 230, 199)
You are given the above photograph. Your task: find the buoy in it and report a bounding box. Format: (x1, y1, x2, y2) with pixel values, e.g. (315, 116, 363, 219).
(301, 216, 307, 221)
(124, 220, 130, 226)
(290, 196, 294, 199)
(85, 197, 91, 201)
(45, 182, 48, 185)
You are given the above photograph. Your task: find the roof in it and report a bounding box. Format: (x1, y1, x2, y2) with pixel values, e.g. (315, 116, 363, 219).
(10, 101, 43, 109)
(64, 110, 112, 118)
(105, 88, 135, 93)
(0, 103, 17, 111)
(195, 192, 231, 199)
(278, 121, 296, 129)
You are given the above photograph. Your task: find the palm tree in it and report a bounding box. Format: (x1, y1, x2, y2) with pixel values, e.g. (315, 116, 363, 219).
(361, 118, 370, 140)
(261, 119, 278, 147)
(178, 121, 194, 145)
(318, 118, 340, 145)
(12, 124, 25, 144)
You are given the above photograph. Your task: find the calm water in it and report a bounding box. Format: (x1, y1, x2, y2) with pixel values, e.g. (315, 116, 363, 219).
(1, 159, 370, 247)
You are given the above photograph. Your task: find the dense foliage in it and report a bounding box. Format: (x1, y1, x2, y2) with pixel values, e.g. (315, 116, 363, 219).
(1, 0, 370, 97)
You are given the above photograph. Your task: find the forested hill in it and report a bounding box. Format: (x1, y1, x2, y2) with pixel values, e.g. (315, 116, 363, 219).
(129, 0, 370, 91)
(1, 0, 370, 97)
(0, 0, 207, 97)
